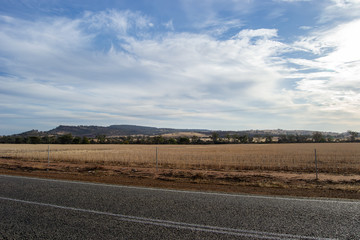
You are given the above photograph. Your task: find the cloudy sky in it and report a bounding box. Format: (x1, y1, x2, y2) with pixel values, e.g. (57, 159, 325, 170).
(1, 0, 360, 135)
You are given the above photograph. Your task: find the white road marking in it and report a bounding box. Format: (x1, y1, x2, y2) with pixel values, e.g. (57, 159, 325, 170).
(1, 174, 359, 204)
(0, 196, 335, 240)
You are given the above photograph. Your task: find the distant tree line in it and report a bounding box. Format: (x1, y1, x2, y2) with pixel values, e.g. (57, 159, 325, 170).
(0, 134, 90, 144)
(0, 131, 358, 144)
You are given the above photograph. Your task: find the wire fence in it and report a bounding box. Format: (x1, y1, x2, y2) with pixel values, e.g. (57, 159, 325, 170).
(0, 143, 360, 174)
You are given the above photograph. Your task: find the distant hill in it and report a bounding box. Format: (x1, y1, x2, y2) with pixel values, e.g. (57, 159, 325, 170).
(16, 125, 211, 138)
(214, 129, 342, 138)
(14, 124, 344, 138)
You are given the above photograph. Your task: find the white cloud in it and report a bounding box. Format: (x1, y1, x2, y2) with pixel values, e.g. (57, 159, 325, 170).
(0, 10, 292, 131)
(83, 9, 153, 35)
(319, 0, 360, 23)
(234, 28, 278, 39)
(299, 26, 312, 30)
(286, 18, 360, 117)
(179, 0, 246, 36)
(292, 19, 360, 77)
(163, 20, 174, 31)
(1, 6, 360, 133)
(274, 0, 311, 2)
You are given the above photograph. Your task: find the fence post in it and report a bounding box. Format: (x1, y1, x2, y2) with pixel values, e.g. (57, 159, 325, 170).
(156, 146, 158, 172)
(47, 144, 50, 172)
(315, 149, 318, 180)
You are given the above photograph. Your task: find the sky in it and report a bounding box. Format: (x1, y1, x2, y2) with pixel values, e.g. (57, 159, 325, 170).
(1, 0, 360, 135)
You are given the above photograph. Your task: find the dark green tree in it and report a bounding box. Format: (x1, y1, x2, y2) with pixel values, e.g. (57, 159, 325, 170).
(81, 136, 90, 144)
(15, 137, 25, 144)
(2, 136, 15, 143)
(288, 134, 296, 143)
(72, 136, 82, 144)
(153, 136, 166, 144)
(295, 134, 308, 143)
(191, 135, 201, 144)
(238, 135, 249, 143)
(312, 132, 325, 143)
(178, 137, 190, 144)
(211, 132, 219, 143)
(96, 135, 106, 144)
(226, 134, 231, 143)
(327, 136, 334, 142)
(58, 134, 73, 144)
(231, 134, 239, 143)
(41, 136, 50, 144)
(278, 134, 288, 143)
(168, 138, 177, 144)
(265, 135, 273, 143)
(28, 136, 41, 144)
(347, 130, 358, 142)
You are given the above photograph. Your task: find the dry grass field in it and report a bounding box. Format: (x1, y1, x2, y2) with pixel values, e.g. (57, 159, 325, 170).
(1, 143, 360, 199)
(0, 143, 359, 174)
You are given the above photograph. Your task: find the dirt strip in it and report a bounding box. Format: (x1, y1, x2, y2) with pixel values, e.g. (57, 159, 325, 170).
(1, 161, 359, 200)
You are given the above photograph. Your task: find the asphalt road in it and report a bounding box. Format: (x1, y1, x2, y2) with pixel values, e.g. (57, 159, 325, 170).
(0, 174, 359, 239)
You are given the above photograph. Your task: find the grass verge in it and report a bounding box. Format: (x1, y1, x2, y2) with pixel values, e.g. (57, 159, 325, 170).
(1, 159, 359, 200)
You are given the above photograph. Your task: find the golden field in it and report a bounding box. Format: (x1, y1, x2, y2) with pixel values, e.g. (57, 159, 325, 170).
(0, 143, 359, 174)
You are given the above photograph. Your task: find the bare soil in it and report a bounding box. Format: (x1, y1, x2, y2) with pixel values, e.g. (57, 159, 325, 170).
(1, 158, 360, 200)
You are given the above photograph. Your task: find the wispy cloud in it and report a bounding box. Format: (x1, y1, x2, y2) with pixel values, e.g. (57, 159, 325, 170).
(179, 0, 247, 36)
(318, 0, 360, 23)
(286, 18, 360, 118)
(0, 10, 292, 131)
(163, 20, 174, 31)
(83, 9, 154, 36)
(0, 1, 360, 133)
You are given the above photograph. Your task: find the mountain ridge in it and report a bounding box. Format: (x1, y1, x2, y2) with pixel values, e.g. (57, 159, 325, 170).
(12, 124, 345, 138)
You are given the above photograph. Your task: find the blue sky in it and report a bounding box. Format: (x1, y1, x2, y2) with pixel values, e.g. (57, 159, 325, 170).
(1, 0, 360, 135)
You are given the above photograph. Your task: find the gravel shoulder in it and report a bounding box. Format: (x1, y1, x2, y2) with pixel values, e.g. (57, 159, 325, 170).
(1, 158, 360, 199)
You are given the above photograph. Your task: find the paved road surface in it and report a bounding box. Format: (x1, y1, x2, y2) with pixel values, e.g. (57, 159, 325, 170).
(0, 174, 359, 239)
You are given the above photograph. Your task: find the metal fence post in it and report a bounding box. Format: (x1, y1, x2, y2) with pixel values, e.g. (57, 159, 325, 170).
(47, 144, 50, 172)
(156, 146, 158, 171)
(315, 149, 318, 180)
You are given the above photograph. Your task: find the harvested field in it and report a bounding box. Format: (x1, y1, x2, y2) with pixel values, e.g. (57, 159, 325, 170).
(1, 143, 360, 199)
(0, 143, 359, 173)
